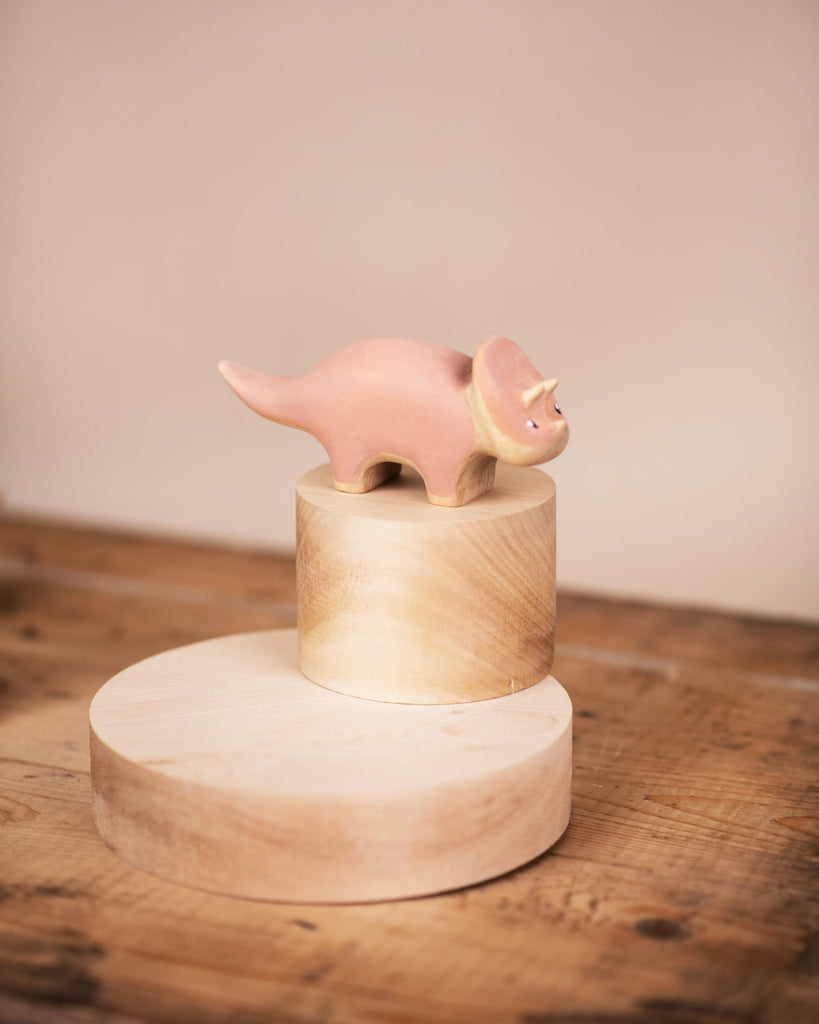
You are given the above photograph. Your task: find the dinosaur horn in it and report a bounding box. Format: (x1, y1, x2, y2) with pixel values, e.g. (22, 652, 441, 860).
(522, 378, 559, 407)
(522, 379, 559, 407)
(522, 382, 545, 407)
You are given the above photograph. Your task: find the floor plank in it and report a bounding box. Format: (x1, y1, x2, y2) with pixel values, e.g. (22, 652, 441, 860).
(1, 516, 817, 1024)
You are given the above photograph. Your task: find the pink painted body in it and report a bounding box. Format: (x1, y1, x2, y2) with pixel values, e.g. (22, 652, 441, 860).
(219, 336, 568, 506)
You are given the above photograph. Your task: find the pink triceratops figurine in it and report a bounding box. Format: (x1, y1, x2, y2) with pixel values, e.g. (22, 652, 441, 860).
(219, 335, 568, 507)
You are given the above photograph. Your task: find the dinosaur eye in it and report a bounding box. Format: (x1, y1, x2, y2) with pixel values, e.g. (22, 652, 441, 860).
(526, 419, 539, 429)
(554, 403, 561, 415)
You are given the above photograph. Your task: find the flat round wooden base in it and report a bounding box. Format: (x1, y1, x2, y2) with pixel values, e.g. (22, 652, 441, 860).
(90, 630, 572, 903)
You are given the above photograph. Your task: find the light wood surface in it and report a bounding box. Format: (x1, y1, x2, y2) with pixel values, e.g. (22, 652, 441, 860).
(297, 463, 556, 703)
(1, 515, 818, 1024)
(89, 630, 571, 903)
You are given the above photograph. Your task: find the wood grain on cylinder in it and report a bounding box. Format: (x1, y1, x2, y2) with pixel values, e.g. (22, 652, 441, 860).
(89, 629, 572, 904)
(296, 463, 557, 704)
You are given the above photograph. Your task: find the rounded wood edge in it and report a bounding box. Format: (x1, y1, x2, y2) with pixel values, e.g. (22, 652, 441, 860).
(296, 462, 555, 522)
(89, 630, 572, 903)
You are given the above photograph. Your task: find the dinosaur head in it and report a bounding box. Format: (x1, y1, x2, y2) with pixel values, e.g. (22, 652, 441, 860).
(468, 336, 569, 466)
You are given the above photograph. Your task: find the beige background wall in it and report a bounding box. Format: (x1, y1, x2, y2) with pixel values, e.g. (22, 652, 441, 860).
(1, 0, 817, 620)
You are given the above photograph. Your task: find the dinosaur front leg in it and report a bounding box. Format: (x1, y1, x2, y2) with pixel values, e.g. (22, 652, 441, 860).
(420, 454, 497, 507)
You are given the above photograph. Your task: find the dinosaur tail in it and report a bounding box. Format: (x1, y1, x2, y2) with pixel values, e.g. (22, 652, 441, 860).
(218, 361, 303, 429)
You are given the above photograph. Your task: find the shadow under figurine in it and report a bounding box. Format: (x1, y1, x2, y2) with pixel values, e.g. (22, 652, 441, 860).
(219, 335, 568, 507)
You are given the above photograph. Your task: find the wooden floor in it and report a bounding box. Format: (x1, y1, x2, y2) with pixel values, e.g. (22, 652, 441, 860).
(1, 515, 817, 1024)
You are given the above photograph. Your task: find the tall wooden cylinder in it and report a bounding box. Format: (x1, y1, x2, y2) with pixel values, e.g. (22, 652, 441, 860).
(296, 463, 557, 704)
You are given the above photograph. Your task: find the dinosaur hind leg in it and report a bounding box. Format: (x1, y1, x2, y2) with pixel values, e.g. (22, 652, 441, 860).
(330, 452, 403, 494)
